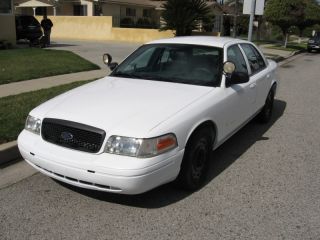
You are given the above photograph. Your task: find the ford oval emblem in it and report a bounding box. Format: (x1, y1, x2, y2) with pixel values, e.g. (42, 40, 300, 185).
(60, 131, 73, 141)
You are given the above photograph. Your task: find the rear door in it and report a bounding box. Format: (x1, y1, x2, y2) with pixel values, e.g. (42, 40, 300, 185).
(239, 43, 270, 113)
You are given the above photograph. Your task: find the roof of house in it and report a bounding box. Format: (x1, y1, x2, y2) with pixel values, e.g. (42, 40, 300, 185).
(102, 0, 164, 8)
(16, 0, 53, 7)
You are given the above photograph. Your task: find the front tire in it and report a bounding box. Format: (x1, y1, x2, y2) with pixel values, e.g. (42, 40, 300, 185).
(175, 127, 213, 191)
(257, 88, 275, 123)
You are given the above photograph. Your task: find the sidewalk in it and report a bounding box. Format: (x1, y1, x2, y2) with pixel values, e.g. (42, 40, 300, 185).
(258, 44, 299, 61)
(0, 69, 107, 98)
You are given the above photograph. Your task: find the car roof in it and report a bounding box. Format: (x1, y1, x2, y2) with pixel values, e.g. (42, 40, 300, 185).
(147, 36, 249, 48)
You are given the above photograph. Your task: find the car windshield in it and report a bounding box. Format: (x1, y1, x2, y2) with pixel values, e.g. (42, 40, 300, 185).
(111, 44, 223, 87)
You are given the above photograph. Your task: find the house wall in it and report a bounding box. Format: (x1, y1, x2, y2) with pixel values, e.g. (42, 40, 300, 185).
(0, 15, 16, 45)
(111, 27, 173, 43)
(101, 3, 158, 27)
(59, 2, 74, 16)
(83, 0, 93, 16)
(35, 16, 174, 43)
(35, 16, 113, 40)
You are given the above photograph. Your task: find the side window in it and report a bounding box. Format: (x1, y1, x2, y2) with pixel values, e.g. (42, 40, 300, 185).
(241, 44, 266, 74)
(227, 45, 248, 74)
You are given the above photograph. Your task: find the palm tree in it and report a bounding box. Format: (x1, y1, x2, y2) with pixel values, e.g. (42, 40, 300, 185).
(160, 0, 211, 36)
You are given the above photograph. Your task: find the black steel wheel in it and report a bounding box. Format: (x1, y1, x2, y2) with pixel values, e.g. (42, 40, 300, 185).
(258, 88, 275, 123)
(175, 127, 213, 191)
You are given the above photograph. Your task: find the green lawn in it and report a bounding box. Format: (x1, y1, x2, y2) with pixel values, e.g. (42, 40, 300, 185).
(0, 48, 99, 85)
(0, 80, 93, 144)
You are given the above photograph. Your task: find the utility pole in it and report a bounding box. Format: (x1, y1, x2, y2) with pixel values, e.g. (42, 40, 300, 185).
(248, 0, 256, 41)
(233, 0, 239, 38)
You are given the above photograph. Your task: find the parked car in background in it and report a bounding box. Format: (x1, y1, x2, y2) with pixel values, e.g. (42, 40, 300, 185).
(18, 37, 278, 195)
(15, 15, 43, 43)
(308, 32, 320, 52)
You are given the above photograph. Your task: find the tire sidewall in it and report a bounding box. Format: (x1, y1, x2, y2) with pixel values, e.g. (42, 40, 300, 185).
(177, 128, 213, 190)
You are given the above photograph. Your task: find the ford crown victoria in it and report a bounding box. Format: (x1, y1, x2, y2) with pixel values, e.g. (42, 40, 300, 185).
(18, 36, 278, 194)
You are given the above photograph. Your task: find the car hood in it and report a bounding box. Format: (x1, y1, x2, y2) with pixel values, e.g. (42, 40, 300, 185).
(31, 77, 214, 137)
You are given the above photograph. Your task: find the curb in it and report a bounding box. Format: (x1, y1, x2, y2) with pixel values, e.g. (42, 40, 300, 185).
(278, 50, 306, 67)
(0, 49, 305, 167)
(0, 141, 21, 166)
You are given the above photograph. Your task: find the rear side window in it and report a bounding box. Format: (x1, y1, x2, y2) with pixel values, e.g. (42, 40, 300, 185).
(240, 44, 266, 74)
(227, 45, 248, 74)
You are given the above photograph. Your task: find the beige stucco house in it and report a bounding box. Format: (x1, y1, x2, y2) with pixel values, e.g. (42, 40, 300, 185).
(14, 0, 224, 31)
(0, 0, 16, 46)
(14, 0, 162, 28)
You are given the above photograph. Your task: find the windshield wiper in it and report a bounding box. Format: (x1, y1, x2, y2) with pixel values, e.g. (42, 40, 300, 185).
(112, 72, 143, 79)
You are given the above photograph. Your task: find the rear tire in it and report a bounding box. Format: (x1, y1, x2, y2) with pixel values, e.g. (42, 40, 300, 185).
(175, 127, 213, 191)
(257, 88, 275, 124)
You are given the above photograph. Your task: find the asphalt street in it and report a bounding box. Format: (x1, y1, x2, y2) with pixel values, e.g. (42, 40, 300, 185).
(50, 39, 140, 68)
(1, 53, 320, 240)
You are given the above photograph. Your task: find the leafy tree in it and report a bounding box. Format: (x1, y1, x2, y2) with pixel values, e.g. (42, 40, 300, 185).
(295, 0, 320, 41)
(160, 0, 211, 36)
(265, 0, 305, 47)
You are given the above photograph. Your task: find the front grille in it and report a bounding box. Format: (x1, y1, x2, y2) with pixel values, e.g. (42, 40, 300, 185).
(41, 118, 106, 153)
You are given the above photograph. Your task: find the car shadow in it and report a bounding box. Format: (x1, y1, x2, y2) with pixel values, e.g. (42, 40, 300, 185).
(55, 99, 286, 208)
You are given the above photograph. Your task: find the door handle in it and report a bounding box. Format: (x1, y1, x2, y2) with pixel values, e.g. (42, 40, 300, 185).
(249, 83, 256, 89)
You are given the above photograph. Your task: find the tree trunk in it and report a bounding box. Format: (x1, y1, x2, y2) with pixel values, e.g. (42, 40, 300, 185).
(284, 33, 288, 48)
(282, 28, 288, 48)
(298, 28, 303, 44)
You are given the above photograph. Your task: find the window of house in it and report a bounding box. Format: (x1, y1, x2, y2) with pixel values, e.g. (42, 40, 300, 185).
(0, 0, 12, 14)
(126, 8, 136, 17)
(94, 3, 102, 16)
(143, 9, 152, 18)
(73, 5, 88, 16)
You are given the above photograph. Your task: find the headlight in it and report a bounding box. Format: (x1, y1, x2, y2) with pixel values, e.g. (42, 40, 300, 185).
(25, 115, 41, 135)
(309, 40, 315, 43)
(105, 133, 178, 158)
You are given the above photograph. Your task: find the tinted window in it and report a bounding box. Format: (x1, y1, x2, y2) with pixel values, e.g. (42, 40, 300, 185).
(227, 45, 248, 74)
(241, 44, 266, 74)
(74, 5, 87, 16)
(112, 44, 223, 87)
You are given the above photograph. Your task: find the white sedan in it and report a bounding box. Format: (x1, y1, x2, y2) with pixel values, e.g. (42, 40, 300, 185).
(18, 36, 278, 194)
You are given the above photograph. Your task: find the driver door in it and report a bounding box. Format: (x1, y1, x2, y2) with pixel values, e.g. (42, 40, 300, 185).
(221, 44, 256, 137)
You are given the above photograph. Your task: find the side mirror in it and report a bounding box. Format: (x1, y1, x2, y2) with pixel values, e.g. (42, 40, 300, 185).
(226, 72, 250, 87)
(103, 53, 118, 71)
(223, 61, 249, 87)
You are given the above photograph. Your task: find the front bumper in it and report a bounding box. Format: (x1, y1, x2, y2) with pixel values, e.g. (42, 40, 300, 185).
(18, 130, 184, 194)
